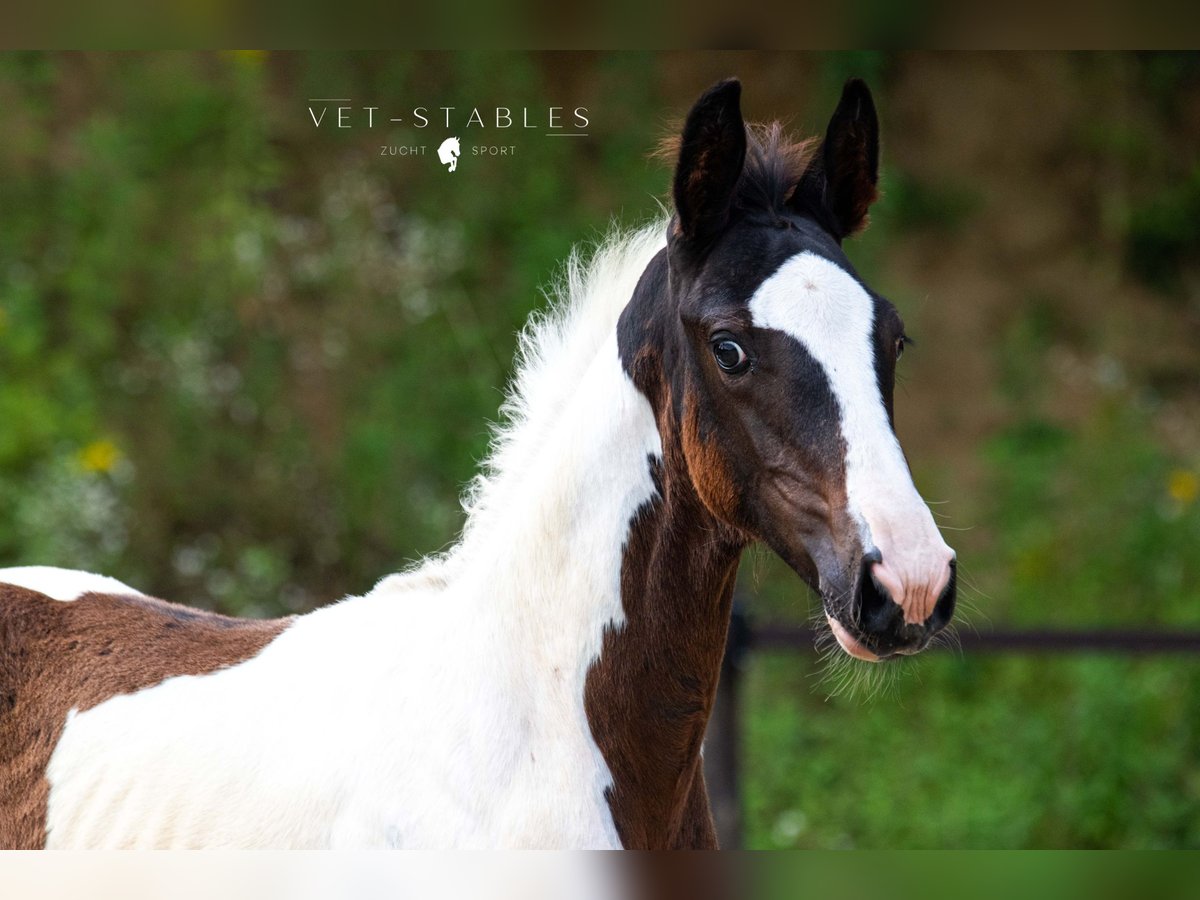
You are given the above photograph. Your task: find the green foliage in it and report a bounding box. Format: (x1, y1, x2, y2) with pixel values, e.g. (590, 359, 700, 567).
(0, 52, 664, 608)
(745, 653, 1200, 848)
(881, 170, 981, 233)
(984, 405, 1200, 626)
(1125, 165, 1200, 294)
(1, 52, 1197, 848)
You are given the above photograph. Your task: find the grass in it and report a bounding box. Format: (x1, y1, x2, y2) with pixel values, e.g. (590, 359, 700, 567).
(744, 651, 1200, 849)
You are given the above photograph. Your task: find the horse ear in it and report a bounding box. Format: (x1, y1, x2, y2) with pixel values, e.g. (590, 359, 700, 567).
(673, 78, 747, 249)
(792, 78, 880, 240)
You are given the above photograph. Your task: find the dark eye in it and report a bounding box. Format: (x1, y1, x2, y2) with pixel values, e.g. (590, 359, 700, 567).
(711, 334, 750, 374)
(895, 335, 906, 360)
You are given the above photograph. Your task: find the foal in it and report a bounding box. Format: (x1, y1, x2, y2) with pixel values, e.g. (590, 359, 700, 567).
(0, 78, 955, 849)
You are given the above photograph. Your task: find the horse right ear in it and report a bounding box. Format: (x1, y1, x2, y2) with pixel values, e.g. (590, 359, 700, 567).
(791, 78, 880, 240)
(672, 79, 747, 251)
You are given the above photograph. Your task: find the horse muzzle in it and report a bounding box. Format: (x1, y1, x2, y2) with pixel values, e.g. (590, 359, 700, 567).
(825, 552, 957, 662)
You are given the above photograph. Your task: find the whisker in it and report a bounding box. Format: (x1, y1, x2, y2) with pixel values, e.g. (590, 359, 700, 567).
(931, 625, 964, 658)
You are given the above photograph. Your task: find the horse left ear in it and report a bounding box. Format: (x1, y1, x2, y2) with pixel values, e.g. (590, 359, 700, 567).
(672, 78, 747, 250)
(792, 78, 880, 240)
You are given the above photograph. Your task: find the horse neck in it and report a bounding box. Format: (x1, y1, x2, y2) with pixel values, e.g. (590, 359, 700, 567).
(580, 256, 747, 849)
(583, 444, 744, 848)
(448, 265, 743, 846)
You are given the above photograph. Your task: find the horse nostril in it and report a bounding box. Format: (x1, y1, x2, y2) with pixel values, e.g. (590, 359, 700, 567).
(927, 560, 957, 632)
(855, 557, 899, 635)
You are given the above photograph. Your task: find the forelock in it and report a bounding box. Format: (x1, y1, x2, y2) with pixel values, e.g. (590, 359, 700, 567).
(657, 122, 819, 219)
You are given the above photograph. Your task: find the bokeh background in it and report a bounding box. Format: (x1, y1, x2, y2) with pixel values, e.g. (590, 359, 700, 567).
(1, 51, 1198, 848)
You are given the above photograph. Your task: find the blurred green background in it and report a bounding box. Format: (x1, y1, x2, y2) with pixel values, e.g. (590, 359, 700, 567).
(1, 51, 1198, 848)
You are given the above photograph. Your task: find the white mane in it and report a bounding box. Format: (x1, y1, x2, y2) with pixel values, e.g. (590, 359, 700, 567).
(462, 223, 666, 535)
(379, 220, 667, 589)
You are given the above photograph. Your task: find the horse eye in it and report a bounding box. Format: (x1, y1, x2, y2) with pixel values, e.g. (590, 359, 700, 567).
(712, 336, 750, 374)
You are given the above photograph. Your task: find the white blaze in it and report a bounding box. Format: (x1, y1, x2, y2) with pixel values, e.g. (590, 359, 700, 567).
(747, 252, 954, 626)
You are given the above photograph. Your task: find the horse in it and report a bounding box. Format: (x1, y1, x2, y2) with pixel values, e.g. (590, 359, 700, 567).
(0, 78, 956, 849)
(437, 136, 461, 172)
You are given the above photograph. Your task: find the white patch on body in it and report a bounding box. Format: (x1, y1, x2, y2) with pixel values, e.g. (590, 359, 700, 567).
(41, 227, 668, 849)
(748, 252, 954, 625)
(0, 566, 144, 601)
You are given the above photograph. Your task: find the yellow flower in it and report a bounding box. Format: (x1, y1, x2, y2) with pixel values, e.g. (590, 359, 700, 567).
(79, 440, 120, 474)
(1167, 469, 1199, 505)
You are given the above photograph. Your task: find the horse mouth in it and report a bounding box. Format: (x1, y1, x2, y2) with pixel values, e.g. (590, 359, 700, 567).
(825, 613, 881, 662)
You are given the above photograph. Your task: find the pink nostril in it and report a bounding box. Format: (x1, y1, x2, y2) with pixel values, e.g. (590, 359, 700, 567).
(928, 559, 958, 630)
(927, 559, 955, 622)
(869, 561, 905, 609)
(871, 558, 955, 626)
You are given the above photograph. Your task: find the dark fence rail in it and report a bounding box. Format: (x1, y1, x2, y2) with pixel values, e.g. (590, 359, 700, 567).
(703, 608, 1200, 848)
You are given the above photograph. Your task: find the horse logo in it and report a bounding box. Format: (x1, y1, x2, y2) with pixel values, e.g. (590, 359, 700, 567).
(437, 137, 461, 173)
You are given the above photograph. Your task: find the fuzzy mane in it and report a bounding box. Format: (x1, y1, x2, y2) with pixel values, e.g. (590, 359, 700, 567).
(375, 221, 667, 591)
(460, 222, 665, 533)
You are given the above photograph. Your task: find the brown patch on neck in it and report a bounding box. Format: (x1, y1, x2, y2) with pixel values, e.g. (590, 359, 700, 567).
(585, 348, 746, 849)
(680, 390, 742, 525)
(0, 585, 289, 848)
